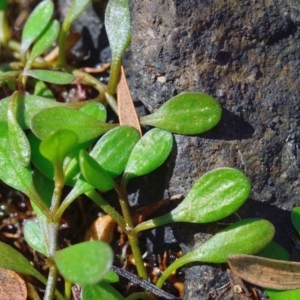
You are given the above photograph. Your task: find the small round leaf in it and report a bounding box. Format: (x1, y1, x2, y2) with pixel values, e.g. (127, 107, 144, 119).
(23, 219, 47, 256)
(89, 126, 140, 178)
(81, 282, 124, 300)
(140, 92, 222, 135)
(123, 128, 173, 183)
(79, 150, 115, 192)
(156, 218, 275, 288)
(80, 102, 107, 122)
(53, 241, 113, 285)
(40, 130, 78, 166)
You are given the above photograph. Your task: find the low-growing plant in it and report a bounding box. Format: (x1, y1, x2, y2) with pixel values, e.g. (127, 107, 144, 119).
(0, 1, 276, 299)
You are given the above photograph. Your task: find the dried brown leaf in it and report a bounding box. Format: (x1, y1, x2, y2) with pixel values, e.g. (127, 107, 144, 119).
(228, 254, 300, 290)
(0, 267, 27, 300)
(117, 66, 142, 135)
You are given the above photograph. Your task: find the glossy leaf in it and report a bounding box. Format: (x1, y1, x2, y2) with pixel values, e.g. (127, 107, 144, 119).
(105, 0, 131, 93)
(81, 282, 124, 300)
(7, 92, 31, 166)
(140, 92, 222, 135)
(0, 241, 46, 284)
(40, 130, 78, 166)
(21, 0, 54, 54)
(291, 206, 300, 234)
(134, 168, 250, 233)
(156, 218, 275, 288)
(0, 94, 67, 129)
(23, 219, 47, 256)
(89, 125, 140, 178)
(228, 255, 300, 290)
(80, 102, 107, 122)
(79, 150, 115, 192)
(122, 128, 173, 184)
(53, 241, 113, 285)
(22, 70, 75, 85)
(31, 107, 117, 143)
(26, 20, 60, 68)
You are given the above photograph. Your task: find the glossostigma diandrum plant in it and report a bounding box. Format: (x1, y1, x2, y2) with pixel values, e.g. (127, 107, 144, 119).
(0, 1, 275, 299)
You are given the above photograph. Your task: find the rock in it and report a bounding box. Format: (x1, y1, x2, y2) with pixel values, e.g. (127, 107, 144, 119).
(129, 0, 300, 298)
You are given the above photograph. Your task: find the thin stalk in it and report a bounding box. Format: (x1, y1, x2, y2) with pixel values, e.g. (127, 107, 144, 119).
(107, 57, 121, 95)
(64, 280, 72, 300)
(71, 69, 107, 103)
(43, 223, 60, 300)
(115, 186, 148, 280)
(50, 165, 64, 216)
(44, 263, 59, 300)
(85, 190, 126, 232)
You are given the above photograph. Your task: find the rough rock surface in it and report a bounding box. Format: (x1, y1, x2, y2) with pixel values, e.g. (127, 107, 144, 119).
(128, 0, 300, 298)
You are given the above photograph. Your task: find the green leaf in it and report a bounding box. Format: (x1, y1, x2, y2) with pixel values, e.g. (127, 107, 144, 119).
(53, 241, 113, 285)
(156, 218, 275, 288)
(89, 125, 140, 178)
(134, 168, 250, 233)
(0, 94, 67, 129)
(23, 219, 48, 256)
(103, 270, 119, 283)
(265, 289, 300, 300)
(81, 282, 124, 300)
(28, 132, 54, 180)
(0, 241, 47, 284)
(22, 70, 75, 85)
(80, 102, 107, 122)
(7, 92, 31, 166)
(40, 130, 78, 166)
(140, 92, 222, 135)
(34, 81, 55, 99)
(171, 168, 250, 222)
(63, 0, 92, 30)
(291, 206, 300, 234)
(26, 19, 60, 69)
(79, 150, 115, 192)
(31, 107, 117, 143)
(256, 241, 290, 261)
(122, 128, 173, 184)
(21, 0, 54, 54)
(32, 168, 54, 208)
(105, 0, 131, 93)
(0, 122, 37, 200)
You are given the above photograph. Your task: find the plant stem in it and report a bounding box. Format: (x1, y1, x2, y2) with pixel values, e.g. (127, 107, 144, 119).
(107, 57, 121, 95)
(44, 223, 60, 300)
(71, 69, 107, 103)
(85, 190, 126, 232)
(115, 186, 148, 280)
(44, 262, 59, 300)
